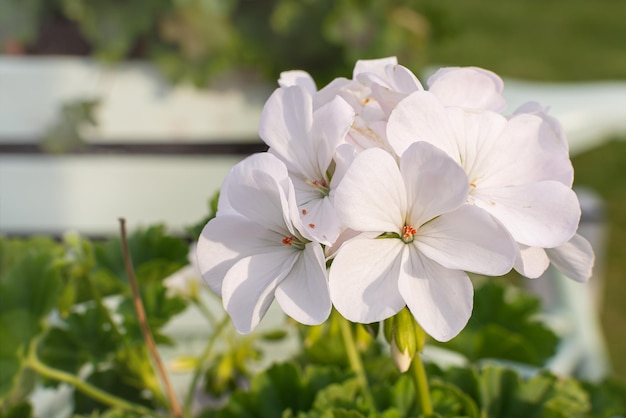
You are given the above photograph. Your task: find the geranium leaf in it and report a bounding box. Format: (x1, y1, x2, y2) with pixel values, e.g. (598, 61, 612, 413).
(478, 365, 589, 418)
(94, 225, 189, 284)
(435, 281, 558, 365)
(0, 249, 63, 398)
(582, 378, 626, 417)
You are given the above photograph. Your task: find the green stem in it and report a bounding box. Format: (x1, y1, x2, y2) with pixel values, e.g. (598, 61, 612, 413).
(192, 296, 218, 328)
(338, 315, 377, 412)
(183, 315, 230, 416)
(409, 352, 433, 415)
(26, 340, 153, 416)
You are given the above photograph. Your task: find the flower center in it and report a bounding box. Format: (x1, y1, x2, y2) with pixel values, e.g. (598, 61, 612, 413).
(282, 235, 306, 250)
(306, 178, 330, 196)
(401, 225, 417, 243)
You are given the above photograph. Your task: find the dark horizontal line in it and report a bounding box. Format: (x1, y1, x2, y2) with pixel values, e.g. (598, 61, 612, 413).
(0, 141, 269, 155)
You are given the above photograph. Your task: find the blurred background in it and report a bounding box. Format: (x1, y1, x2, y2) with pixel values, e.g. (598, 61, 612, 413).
(1, 0, 625, 383)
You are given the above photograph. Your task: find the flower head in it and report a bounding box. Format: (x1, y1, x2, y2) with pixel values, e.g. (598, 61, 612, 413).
(196, 153, 330, 333)
(329, 142, 517, 341)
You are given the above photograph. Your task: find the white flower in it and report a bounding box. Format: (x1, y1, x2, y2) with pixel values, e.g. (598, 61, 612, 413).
(259, 85, 355, 245)
(328, 142, 517, 341)
(509, 102, 594, 282)
(387, 91, 581, 250)
(426, 66, 507, 111)
(196, 153, 330, 333)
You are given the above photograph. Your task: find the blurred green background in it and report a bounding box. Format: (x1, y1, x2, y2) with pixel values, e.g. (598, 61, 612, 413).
(1, 0, 625, 382)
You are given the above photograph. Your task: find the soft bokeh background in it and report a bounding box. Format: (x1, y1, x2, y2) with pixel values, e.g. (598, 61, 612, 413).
(1, 0, 625, 382)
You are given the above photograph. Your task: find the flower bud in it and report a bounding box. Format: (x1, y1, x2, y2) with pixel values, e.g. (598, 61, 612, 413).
(384, 307, 427, 372)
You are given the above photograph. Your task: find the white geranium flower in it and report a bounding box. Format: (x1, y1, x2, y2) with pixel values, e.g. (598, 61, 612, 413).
(387, 91, 581, 250)
(329, 142, 516, 342)
(506, 102, 594, 282)
(196, 153, 330, 333)
(426, 66, 507, 111)
(259, 85, 355, 245)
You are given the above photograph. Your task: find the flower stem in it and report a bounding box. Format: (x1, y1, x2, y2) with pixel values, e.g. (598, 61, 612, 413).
(183, 314, 230, 416)
(119, 218, 183, 418)
(338, 315, 377, 412)
(192, 296, 218, 328)
(409, 352, 433, 415)
(26, 340, 153, 416)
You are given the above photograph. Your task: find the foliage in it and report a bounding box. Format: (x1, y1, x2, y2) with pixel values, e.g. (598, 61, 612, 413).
(1, 210, 625, 416)
(0, 0, 446, 87)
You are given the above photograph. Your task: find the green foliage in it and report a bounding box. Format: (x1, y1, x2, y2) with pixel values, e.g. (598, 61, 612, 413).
(1, 220, 625, 417)
(0, 0, 444, 86)
(434, 281, 559, 366)
(41, 99, 99, 154)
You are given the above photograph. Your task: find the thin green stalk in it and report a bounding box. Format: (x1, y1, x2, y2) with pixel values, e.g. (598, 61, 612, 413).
(26, 341, 153, 416)
(192, 296, 218, 328)
(409, 352, 433, 415)
(338, 315, 377, 412)
(183, 314, 230, 416)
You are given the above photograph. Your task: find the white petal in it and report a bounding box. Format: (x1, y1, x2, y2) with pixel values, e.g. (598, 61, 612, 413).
(399, 251, 474, 342)
(226, 163, 293, 236)
(275, 244, 331, 325)
(310, 96, 355, 177)
(334, 148, 406, 233)
(546, 233, 595, 283)
(478, 113, 573, 188)
(222, 249, 299, 333)
(427, 67, 506, 111)
(197, 215, 281, 295)
(415, 205, 516, 276)
(353, 56, 398, 79)
(473, 181, 581, 248)
(329, 237, 405, 323)
(298, 195, 343, 245)
(514, 245, 550, 279)
(314, 77, 352, 109)
(278, 70, 317, 94)
(400, 142, 469, 226)
(387, 91, 459, 159)
(445, 109, 507, 183)
(386, 64, 423, 94)
(347, 117, 390, 153)
(218, 153, 290, 216)
(259, 86, 318, 176)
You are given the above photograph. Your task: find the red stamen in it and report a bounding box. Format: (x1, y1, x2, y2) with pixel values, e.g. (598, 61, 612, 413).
(282, 236, 293, 246)
(402, 225, 417, 239)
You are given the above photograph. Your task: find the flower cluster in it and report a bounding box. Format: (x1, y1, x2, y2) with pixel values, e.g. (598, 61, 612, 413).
(196, 57, 594, 341)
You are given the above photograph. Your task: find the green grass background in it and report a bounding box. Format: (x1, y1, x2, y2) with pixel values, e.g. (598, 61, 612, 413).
(418, 0, 626, 382)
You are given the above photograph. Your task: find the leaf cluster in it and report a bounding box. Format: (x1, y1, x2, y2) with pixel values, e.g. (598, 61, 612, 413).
(204, 282, 626, 418)
(0, 226, 190, 415)
(1, 219, 625, 417)
(0, 0, 449, 87)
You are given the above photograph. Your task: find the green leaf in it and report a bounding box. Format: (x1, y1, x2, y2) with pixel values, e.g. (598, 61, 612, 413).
(311, 379, 361, 412)
(116, 260, 188, 344)
(479, 365, 590, 418)
(430, 379, 479, 418)
(436, 281, 559, 365)
(0, 401, 34, 418)
(72, 368, 153, 415)
(0, 248, 63, 398)
(38, 300, 121, 381)
(210, 363, 346, 417)
(582, 378, 626, 417)
(94, 225, 189, 284)
(36, 327, 86, 380)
